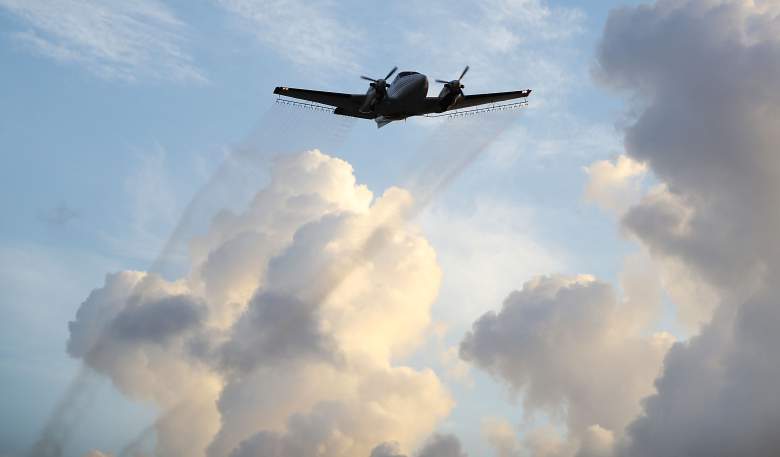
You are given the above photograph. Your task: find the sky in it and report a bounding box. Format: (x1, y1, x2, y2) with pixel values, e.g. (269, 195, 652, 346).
(2, 1, 780, 457)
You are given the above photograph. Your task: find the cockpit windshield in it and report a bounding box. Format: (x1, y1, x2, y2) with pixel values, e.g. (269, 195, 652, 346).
(396, 71, 419, 78)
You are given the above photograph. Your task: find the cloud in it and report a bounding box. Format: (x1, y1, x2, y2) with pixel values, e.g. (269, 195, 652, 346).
(481, 418, 523, 457)
(0, 0, 205, 83)
(595, 0, 780, 455)
(66, 271, 222, 457)
(583, 157, 717, 330)
(415, 434, 468, 457)
(583, 154, 648, 215)
(215, 0, 361, 72)
(369, 434, 467, 457)
(400, 0, 584, 104)
(66, 150, 451, 457)
(369, 441, 406, 457)
(460, 272, 672, 454)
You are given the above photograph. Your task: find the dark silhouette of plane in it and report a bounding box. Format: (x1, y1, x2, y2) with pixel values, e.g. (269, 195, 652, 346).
(274, 66, 531, 128)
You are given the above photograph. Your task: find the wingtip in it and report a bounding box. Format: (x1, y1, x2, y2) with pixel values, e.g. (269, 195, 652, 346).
(273, 86, 288, 95)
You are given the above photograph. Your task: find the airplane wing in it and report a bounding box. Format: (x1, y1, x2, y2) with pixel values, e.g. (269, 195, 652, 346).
(449, 89, 532, 110)
(273, 87, 369, 117)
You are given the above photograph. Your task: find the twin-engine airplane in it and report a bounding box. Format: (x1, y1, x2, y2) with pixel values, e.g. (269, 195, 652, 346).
(273, 66, 532, 128)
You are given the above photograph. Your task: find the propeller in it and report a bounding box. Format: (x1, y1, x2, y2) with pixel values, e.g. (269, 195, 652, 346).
(360, 66, 398, 93)
(435, 65, 469, 93)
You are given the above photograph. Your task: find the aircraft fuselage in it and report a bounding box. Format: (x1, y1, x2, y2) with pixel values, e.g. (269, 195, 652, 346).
(273, 66, 531, 128)
(369, 71, 454, 123)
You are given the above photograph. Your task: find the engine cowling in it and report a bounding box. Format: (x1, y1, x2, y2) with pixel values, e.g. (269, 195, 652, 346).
(435, 65, 469, 111)
(359, 66, 397, 113)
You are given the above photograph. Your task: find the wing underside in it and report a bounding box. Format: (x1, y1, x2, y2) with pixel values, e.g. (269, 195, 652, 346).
(446, 89, 532, 111)
(273, 87, 370, 119)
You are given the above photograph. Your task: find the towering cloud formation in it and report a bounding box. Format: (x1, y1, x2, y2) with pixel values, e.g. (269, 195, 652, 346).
(463, 2, 780, 456)
(67, 150, 452, 457)
(594, 1, 780, 455)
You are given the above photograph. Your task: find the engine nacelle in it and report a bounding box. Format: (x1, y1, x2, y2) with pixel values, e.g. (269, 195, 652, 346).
(437, 83, 462, 111)
(358, 67, 396, 113)
(359, 81, 389, 113)
(434, 66, 469, 112)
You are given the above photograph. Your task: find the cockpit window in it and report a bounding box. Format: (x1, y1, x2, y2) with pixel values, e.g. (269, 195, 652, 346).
(397, 71, 418, 78)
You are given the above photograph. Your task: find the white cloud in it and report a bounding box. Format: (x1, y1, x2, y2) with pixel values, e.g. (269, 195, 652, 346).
(0, 0, 205, 83)
(65, 150, 452, 457)
(584, 155, 648, 216)
(481, 418, 523, 457)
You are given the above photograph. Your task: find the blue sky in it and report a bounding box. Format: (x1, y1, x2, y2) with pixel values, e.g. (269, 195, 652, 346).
(0, 1, 655, 456)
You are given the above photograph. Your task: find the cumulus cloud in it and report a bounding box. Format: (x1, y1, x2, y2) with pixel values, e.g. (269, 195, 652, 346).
(583, 154, 647, 215)
(0, 0, 204, 83)
(65, 150, 451, 457)
(461, 272, 672, 455)
(583, 159, 717, 329)
(595, 0, 780, 455)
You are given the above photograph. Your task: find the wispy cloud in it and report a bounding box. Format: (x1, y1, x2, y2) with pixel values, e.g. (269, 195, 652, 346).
(215, 0, 361, 72)
(0, 0, 206, 83)
(400, 0, 585, 100)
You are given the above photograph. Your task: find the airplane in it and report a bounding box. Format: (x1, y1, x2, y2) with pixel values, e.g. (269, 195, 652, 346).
(273, 66, 531, 128)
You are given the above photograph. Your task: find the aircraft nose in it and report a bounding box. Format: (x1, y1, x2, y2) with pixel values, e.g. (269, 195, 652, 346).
(414, 74, 428, 91)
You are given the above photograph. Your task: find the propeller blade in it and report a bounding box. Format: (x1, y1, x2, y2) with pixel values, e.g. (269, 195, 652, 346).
(435, 79, 449, 84)
(361, 75, 377, 82)
(385, 66, 398, 80)
(459, 65, 469, 80)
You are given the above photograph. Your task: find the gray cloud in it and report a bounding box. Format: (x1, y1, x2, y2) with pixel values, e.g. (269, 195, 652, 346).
(369, 442, 406, 457)
(595, 1, 780, 456)
(368, 434, 467, 457)
(111, 294, 205, 344)
(461, 274, 670, 441)
(416, 434, 467, 457)
(218, 290, 341, 373)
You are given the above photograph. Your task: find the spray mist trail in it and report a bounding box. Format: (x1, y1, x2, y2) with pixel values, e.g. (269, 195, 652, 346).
(27, 370, 100, 457)
(405, 110, 515, 211)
